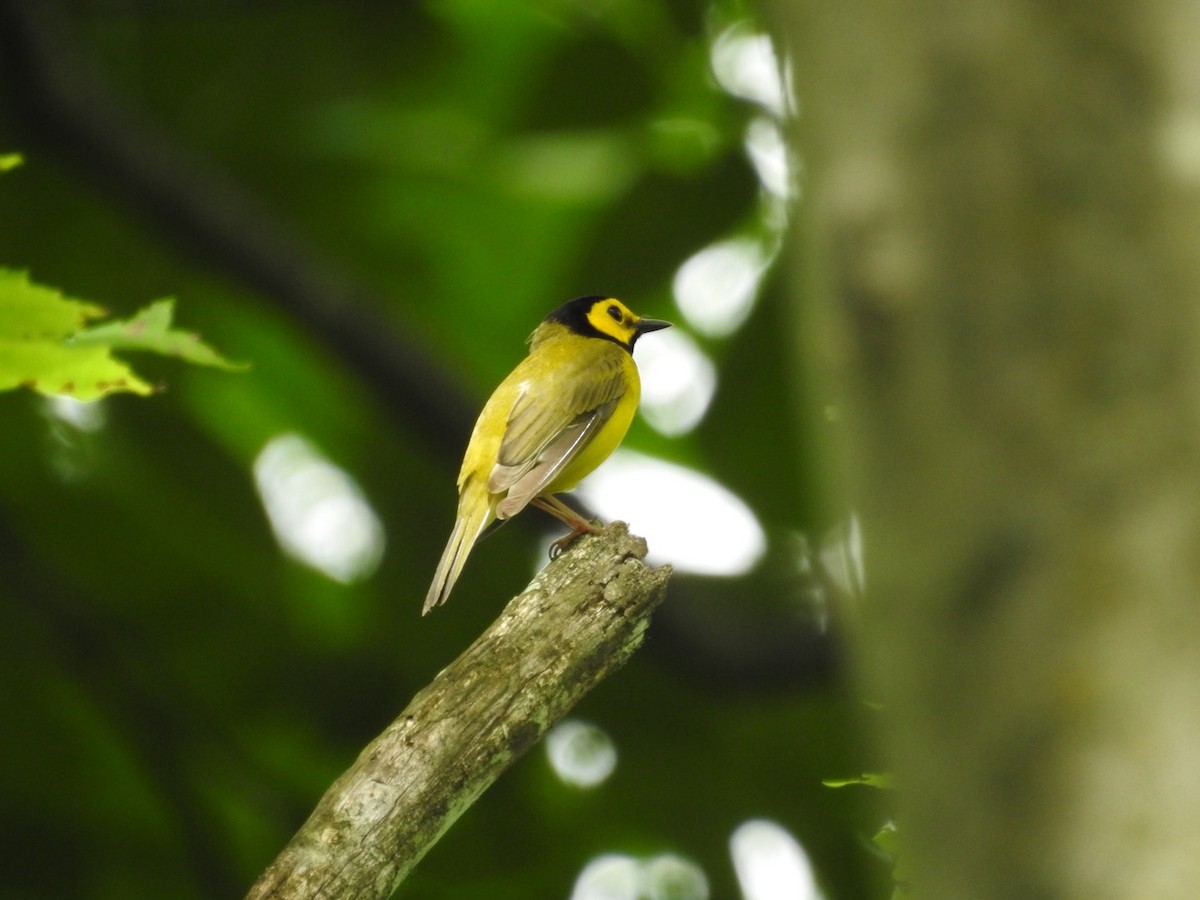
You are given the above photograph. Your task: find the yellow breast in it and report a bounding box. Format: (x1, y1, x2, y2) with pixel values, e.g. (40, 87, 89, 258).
(546, 351, 640, 494)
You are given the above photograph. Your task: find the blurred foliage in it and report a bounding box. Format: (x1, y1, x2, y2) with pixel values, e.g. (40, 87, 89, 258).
(0, 273, 244, 399)
(0, 1, 887, 897)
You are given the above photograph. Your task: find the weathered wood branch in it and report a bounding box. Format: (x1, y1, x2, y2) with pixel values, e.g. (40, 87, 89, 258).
(246, 523, 670, 899)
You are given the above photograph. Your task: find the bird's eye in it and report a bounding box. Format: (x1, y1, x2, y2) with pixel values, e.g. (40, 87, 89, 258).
(607, 304, 623, 323)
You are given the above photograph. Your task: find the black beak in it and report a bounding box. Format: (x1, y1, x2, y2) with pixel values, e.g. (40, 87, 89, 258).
(635, 317, 672, 337)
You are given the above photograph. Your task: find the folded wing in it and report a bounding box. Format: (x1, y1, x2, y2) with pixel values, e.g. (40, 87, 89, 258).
(488, 351, 627, 519)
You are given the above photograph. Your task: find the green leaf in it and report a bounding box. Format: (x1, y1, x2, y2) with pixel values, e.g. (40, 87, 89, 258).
(822, 772, 896, 790)
(0, 153, 22, 172)
(872, 820, 912, 896)
(0, 269, 153, 399)
(872, 819, 900, 854)
(69, 298, 248, 371)
(0, 271, 245, 401)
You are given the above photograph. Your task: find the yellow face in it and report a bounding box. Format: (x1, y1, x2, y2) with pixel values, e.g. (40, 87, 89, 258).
(583, 298, 643, 346)
(540, 294, 671, 350)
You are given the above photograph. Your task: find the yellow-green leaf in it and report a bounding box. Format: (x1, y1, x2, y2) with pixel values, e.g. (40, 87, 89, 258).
(1, 343, 152, 399)
(822, 772, 896, 790)
(0, 269, 152, 399)
(872, 820, 912, 896)
(0, 268, 105, 338)
(0, 153, 23, 172)
(69, 299, 247, 371)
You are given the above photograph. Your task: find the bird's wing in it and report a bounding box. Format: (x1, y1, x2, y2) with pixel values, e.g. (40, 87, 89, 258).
(487, 350, 627, 518)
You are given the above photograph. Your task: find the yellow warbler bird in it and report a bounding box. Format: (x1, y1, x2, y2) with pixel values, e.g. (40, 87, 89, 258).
(423, 295, 670, 614)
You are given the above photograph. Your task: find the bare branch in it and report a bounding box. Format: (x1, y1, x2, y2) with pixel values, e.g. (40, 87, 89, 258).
(246, 523, 670, 899)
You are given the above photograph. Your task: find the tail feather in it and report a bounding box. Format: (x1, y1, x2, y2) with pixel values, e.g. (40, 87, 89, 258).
(423, 492, 494, 615)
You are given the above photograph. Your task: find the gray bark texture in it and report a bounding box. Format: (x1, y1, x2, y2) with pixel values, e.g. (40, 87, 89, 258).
(246, 523, 670, 899)
(778, 3, 1200, 898)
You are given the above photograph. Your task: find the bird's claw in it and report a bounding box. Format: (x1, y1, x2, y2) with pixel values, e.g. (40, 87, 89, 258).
(548, 521, 602, 559)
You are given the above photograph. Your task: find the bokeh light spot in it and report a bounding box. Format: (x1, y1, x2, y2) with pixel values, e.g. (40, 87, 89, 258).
(253, 433, 385, 583)
(636, 328, 716, 436)
(672, 238, 769, 339)
(710, 26, 788, 117)
(546, 720, 618, 789)
(745, 116, 794, 201)
(644, 853, 709, 900)
(730, 819, 822, 900)
(570, 853, 709, 900)
(571, 854, 641, 900)
(578, 450, 766, 577)
(46, 395, 107, 432)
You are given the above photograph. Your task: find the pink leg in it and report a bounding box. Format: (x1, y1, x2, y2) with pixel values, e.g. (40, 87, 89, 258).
(530, 495, 604, 558)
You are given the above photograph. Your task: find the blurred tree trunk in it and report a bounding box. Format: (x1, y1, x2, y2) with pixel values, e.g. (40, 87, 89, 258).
(777, 2, 1200, 897)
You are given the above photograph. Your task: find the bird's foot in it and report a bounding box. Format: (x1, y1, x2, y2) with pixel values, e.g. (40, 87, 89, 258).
(548, 519, 604, 559)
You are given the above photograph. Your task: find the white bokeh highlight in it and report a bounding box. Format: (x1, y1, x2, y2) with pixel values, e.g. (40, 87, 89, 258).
(576, 449, 766, 577)
(710, 26, 789, 117)
(672, 238, 770, 339)
(253, 433, 385, 583)
(47, 395, 107, 432)
(636, 327, 716, 436)
(745, 116, 794, 201)
(571, 855, 642, 900)
(546, 720, 618, 789)
(571, 853, 708, 900)
(730, 819, 823, 900)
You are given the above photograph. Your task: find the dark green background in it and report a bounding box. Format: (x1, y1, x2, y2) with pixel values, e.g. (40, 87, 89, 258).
(1, 2, 885, 897)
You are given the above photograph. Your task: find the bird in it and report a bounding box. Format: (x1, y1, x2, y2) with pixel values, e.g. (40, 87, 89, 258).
(423, 295, 671, 614)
